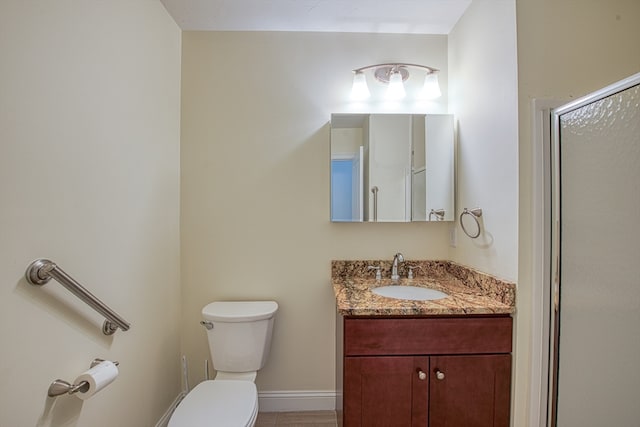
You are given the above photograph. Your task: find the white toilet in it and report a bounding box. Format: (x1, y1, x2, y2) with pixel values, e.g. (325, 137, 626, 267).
(169, 300, 278, 427)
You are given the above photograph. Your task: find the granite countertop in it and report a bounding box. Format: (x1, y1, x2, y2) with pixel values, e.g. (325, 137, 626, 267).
(332, 260, 516, 316)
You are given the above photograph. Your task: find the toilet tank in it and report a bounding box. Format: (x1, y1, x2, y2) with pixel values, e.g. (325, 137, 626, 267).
(202, 301, 278, 373)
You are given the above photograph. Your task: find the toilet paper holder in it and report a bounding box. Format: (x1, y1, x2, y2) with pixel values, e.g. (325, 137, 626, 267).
(47, 359, 119, 397)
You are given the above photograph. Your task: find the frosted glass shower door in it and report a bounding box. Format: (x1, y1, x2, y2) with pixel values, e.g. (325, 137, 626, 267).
(551, 75, 640, 426)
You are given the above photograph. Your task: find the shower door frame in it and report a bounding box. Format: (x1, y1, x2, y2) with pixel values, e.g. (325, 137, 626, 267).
(543, 72, 640, 427)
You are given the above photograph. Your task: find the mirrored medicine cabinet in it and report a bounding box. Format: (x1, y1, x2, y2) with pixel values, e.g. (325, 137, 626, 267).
(330, 113, 454, 222)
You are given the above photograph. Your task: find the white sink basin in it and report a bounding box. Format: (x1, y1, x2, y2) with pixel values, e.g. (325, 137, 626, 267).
(372, 285, 448, 301)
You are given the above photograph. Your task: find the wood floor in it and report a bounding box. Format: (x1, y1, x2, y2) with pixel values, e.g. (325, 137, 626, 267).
(255, 411, 337, 427)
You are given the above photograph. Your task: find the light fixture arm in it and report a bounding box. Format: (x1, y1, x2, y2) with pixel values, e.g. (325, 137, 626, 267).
(350, 62, 441, 100)
(353, 62, 439, 75)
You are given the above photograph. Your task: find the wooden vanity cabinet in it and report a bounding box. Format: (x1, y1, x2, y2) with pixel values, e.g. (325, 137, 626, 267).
(341, 316, 512, 427)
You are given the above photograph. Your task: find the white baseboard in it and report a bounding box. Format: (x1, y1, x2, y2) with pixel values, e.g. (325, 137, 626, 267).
(258, 390, 337, 412)
(155, 392, 186, 427)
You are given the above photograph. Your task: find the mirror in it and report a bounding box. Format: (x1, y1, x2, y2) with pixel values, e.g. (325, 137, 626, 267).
(330, 113, 454, 222)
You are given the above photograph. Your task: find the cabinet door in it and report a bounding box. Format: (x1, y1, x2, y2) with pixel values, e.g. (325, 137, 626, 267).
(429, 355, 511, 427)
(368, 114, 412, 222)
(344, 356, 429, 427)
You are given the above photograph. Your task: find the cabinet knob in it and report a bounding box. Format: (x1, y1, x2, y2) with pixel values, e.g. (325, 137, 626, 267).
(435, 370, 445, 380)
(417, 369, 427, 381)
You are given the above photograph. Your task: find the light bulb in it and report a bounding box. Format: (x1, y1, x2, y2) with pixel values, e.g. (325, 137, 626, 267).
(422, 72, 442, 99)
(386, 71, 406, 100)
(351, 72, 370, 100)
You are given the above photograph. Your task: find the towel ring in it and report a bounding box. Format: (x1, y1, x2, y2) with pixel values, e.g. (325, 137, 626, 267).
(460, 208, 483, 238)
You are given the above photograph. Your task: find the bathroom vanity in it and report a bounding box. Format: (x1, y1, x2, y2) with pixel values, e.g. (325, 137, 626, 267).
(332, 260, 516, 427)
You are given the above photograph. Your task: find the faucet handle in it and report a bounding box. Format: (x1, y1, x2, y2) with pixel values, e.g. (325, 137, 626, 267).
(367, 265, 382, 280)
(406, 265, 422, 279)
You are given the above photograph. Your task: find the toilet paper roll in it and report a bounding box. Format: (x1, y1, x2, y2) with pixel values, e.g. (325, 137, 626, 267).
(73, 360, 119, 400)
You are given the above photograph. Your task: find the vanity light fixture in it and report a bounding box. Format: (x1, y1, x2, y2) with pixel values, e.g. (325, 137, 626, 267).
(386, 70, 406, 100)
(351, 71, 371, 100)
(351, 63, 441, 100)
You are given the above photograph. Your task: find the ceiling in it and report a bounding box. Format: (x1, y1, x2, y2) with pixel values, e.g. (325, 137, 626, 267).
(160, 0, 472, 35)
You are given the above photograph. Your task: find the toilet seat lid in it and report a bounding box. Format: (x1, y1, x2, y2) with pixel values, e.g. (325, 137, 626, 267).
(169, 380, 258, 427)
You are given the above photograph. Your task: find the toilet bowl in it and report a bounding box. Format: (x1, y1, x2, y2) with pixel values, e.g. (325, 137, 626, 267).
(168, 301, 278, 427)
(168, 380, 258, 427)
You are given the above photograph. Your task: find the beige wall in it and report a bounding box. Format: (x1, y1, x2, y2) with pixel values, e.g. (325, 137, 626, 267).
(448, 0, 519, 282)
(180, 32, 452, 392)
(515, 0, 640, 425)
(0, 1, 182, 426)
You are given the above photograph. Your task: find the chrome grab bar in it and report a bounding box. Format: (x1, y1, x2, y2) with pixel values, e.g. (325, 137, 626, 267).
(371, 186, 379, 222)
(25, 259, 131, 335)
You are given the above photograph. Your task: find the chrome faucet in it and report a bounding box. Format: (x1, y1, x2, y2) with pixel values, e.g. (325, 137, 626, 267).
(391, 252, 404, 280)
